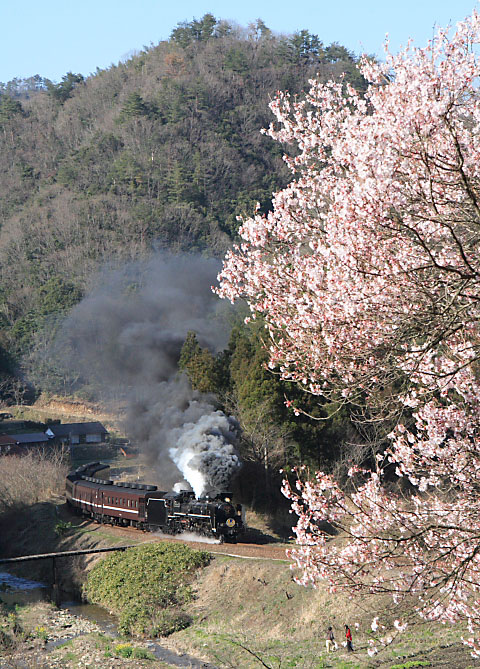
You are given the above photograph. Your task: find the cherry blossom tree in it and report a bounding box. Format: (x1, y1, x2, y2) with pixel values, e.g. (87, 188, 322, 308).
(216, 11, 480, 655)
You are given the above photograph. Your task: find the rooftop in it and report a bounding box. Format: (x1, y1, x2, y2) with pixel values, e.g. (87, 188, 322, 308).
(46, 422, 108, 437)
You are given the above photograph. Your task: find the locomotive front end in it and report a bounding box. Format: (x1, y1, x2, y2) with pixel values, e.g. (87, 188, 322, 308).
(213, 493, 244, 543)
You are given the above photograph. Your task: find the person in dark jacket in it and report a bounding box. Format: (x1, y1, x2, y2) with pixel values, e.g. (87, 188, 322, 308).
(345, 624, 353, 652)
(325, 626, 338, 652)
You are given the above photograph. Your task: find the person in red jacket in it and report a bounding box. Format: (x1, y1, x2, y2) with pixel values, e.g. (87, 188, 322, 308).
(345, 624, 353, 652)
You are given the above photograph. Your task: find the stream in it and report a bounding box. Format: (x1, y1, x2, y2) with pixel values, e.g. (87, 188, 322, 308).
(0, 571, 216, 668)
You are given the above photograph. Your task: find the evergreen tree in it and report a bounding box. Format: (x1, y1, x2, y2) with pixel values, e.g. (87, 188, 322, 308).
(118, 92, 149, 121)
(0, 95, 23, 124)
(46, 72, 84, 103)
(178, 331, 220, 394)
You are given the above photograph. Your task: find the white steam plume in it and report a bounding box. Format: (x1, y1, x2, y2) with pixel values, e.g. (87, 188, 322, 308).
(169, 412, 240, 497)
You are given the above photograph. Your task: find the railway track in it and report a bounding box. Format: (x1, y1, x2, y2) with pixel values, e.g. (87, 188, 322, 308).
(78, 517, 291, 561)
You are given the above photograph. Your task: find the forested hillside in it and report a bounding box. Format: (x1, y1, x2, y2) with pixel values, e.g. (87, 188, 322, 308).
(0, 15, 364, 477)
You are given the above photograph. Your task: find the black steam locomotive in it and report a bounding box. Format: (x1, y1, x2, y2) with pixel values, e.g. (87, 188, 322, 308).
(66, 462, 244, 543)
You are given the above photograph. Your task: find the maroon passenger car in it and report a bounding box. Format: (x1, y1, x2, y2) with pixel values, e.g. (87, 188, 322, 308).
(66, 462, 243, 542)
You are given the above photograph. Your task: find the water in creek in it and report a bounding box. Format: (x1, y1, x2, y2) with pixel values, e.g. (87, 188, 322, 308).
(0, 571, 45, 592)
(0, 570, 117, 633)
(0, 571, 217, 668)
(0, 571, 47, 605)
(56, 600, 118, 635)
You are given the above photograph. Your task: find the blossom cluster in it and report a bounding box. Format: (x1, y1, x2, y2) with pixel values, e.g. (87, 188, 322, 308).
(217, 12, 480, 405)
(217, 11, 480, 655)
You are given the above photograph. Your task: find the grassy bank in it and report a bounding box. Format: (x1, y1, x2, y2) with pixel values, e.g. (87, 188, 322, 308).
(84, 543, 211, 637)
(166, 557, 475, 669)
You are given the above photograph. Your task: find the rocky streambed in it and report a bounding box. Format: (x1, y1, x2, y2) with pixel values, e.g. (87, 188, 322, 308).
(0, 574, 216, 668)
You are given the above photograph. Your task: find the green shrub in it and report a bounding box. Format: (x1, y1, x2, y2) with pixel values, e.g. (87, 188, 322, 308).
(84, 542, 210, 637)
(389, 661, 431, 669)
(151, 610, 192, 637)
(34, 625, 48, 642)
(115, 643, 133, 658)
(54, 520, 73, 536)
(113, 643, 155, 660)
(133, 647, 156, 660)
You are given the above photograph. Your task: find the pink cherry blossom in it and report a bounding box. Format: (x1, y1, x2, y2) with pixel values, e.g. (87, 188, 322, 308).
(216, 11, 480, 654)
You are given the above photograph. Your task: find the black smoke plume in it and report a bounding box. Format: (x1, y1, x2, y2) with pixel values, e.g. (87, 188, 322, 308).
(55, 253, 241, 495)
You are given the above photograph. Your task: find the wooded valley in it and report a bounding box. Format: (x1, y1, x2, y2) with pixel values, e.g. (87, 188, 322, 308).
(0, 15, 364, 493)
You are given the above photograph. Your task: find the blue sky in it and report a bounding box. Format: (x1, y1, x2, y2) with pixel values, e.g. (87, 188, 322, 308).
(1, 1, 478, 83)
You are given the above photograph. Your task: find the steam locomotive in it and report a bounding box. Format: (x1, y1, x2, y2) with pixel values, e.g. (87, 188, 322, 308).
(65, 462, 244, 543)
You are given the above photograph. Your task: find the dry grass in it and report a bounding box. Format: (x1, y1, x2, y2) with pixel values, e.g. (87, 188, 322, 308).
(245, 508, 296, 542)
(0, 448, 68, 512)
(167, 556, 475, 668)
(188, 557, 377, 640)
